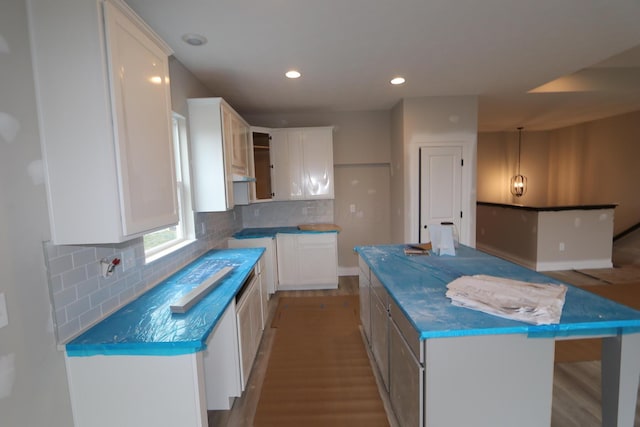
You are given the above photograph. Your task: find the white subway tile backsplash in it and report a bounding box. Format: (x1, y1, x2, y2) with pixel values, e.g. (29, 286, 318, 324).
(61, 267, 87, 289)
(43, 209, 243, 343)
(76, 277, 99, 298)
(66, 296, 91, 320)
(48, 254, 73, 277)
(53, 287, 76, 308)
(72, 247, 97, 268)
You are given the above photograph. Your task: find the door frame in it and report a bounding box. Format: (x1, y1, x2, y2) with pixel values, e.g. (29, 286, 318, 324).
(406, 139, 476, 247)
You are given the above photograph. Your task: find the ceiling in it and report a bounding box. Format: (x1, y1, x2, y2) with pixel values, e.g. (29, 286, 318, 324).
(125, 0, 640, 131)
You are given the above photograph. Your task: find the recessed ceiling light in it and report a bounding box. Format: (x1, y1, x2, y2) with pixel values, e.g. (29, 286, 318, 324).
(390, 77, 406, 85)
(181, 33, 207, 46)
(285, 70, 301, 79)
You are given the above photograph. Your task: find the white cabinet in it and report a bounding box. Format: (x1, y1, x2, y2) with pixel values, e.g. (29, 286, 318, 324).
(228, 237, 278, 299)
(28, 0, 178, 244)
(188, 98, 251, 212)
(276, 232, 338, 290)
(270, 127, 334, 201)
(203, 302, 241, 410)
(235, 272, 263, 389)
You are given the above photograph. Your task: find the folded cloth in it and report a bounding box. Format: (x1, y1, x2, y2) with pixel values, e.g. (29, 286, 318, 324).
(445, 275, 567, 325)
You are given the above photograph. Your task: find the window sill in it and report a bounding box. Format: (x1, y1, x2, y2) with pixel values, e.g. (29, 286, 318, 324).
(145, 239, 196, 265)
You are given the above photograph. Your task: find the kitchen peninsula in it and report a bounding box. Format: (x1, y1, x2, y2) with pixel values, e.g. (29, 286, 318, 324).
(356, 244, 640, 427)
(477, 202, 617, 271)
(64, 248, 265, 427)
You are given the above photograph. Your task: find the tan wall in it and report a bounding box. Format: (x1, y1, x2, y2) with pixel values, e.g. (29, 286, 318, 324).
(478, 110, 640, 234)
(390, 101, 406, 243)
(242, 110, 392, 271)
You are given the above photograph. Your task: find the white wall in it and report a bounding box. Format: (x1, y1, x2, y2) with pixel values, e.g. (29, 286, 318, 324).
(242, 110, 392, 271)
(391, 96, 478, 245)
(0, 1, 73, 425)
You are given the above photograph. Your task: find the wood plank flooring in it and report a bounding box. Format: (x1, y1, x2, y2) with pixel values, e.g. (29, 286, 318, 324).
(209, 276, 640, 427)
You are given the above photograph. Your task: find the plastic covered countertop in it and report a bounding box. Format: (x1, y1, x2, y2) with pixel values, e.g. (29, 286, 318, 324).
(355, 245, 640, 340)
(232, 226, 339, 239)
(65, 248, 265, 357)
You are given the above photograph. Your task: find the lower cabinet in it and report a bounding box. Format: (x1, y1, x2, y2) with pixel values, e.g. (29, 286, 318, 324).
(228, 237, 277, 298)
(235, 272, 263, 390)
(203, 266, 265, 408)
(276, 232, 338, 290)
(359, 255, 424, 427)
(203, 302, 242, 410)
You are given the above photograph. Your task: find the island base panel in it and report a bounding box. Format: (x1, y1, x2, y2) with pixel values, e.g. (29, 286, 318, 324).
(425, 334, 555, 427)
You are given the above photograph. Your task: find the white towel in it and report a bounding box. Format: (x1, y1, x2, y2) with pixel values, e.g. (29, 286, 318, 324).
(445, 275, 567, 325)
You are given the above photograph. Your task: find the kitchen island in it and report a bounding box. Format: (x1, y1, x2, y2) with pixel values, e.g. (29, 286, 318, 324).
(356, 244, 640, 427)
(64, 248, 265, 427)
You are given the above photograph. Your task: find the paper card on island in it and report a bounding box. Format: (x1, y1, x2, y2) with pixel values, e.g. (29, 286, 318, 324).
(429, 223, 456, 256)
(404, 242, 432, 255)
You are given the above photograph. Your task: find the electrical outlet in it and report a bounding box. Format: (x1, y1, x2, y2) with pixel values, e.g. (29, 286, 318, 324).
(121, 248, 135, 272)
(559, 242, 565, 252)
(349, 204, 356, 213)
(0, 293, 8, 329)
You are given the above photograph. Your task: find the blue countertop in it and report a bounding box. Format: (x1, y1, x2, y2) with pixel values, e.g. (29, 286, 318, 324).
(66, 248, 264, 357)
(355, 245, 640, 340)
(233, 226, 338, 239)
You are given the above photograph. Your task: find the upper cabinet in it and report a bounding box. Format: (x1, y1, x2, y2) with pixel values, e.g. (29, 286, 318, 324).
(28, 0, 178, 244)
(188, 98, 252, 212)
(269, 127, 335, 201)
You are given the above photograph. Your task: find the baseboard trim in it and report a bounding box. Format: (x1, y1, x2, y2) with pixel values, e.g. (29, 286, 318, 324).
(339, 266, 359, 276)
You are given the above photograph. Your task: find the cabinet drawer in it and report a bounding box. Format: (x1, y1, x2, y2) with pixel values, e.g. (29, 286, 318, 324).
(390, 299, 422, 363)
(371, 273, 389, 310)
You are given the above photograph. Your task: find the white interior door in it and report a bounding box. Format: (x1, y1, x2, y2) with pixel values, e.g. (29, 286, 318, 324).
(419, 146, 462, 243)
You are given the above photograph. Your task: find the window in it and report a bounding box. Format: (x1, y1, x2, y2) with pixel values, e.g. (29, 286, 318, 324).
(144, 113, 194, 261)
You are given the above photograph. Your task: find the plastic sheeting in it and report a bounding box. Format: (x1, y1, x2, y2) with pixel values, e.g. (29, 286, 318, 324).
(446, 275, 567, 325)
(66, 248, 264, 357)
(355, 244, 640, 340)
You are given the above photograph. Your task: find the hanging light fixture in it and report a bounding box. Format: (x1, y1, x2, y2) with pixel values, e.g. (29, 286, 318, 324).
(510, 126, 527, 197)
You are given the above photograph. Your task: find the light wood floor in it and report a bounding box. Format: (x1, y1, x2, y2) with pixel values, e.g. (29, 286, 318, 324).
(209, 276, 640, 427)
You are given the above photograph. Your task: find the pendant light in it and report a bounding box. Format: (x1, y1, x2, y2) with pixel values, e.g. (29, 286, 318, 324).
(510, 126, 527, 197)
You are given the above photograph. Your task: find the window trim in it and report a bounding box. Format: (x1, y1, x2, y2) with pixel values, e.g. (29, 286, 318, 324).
(144, 113, 195, 262)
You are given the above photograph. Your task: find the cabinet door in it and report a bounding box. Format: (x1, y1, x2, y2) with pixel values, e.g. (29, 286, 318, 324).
(297, 233, 338, 287)
(221, 104, 236, 208)
(203, 302, 241, 410)
(236, 275, 261, 390)
(231, 114, 249, 176)
(270, 130, 291, 201)
(104, 1, 178, 236)
(287, 130, 305, 199)
(390, 320, 423, 427)
(276, 234, 299, 286)
(301, 127, 334, 199)
(371, 290, 390, 391)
